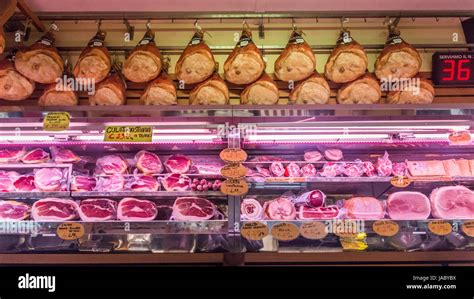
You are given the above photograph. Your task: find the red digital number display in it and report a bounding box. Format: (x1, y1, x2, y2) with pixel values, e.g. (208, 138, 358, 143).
(433, 52, 474, 86)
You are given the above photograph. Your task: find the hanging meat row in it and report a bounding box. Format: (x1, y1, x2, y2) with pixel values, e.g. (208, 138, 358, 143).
(0, 21, 434, 105)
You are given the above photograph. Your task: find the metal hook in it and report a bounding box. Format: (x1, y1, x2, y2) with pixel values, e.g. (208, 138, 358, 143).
(435, 17, 439, 22)
(411, 17, 416, 22)
(146, 20, 152, 30)
(364, 17, 367, 23)
(341, 17, 349, 31)
(315, 17, 319, 23)
(50, 21, 59, 32)
(194, 19, 202, 31)
(97, 19, 102, 31)
(292, 18, 297, 30)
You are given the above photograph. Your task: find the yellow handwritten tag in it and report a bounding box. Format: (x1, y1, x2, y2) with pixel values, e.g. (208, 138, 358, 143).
(299, 222, 328, 240)
(241, 222, 269, 241)
(219, 149, 248, 163)
(373, 220, 400, 237)
(220, 163, 247, 179)
(43, 112, 70, 131)
(390, 176, 411, 188)
(271, 222, 300, 241)
(104, 126, 153, 142)
(448, 131, 472, 145)
(428, 220, 452, 236)
(220, 179, 249, 196)
(56, 222, 85, 240)
(461, 220, 474, 237)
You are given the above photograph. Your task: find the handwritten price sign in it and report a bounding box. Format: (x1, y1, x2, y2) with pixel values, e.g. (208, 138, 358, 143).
(220, 163, 247, 179)
(43, 112, 70, 131)
(241, 222, 269, 241)
(428, 220, 453, 236)
(104, 126, 153, 142)
(56, 222, 85, 240)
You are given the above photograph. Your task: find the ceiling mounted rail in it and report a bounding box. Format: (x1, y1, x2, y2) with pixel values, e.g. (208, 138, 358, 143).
(9, 11, 474, 22)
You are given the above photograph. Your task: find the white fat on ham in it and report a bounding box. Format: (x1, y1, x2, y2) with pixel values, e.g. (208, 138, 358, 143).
(31, 198, 78, 221)
(387, 191, 431, 220)
(172, 197, 216, 221)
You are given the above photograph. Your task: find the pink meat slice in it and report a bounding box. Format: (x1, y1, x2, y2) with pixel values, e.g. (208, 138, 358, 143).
(71, 176, 97, 192)
(53, 147, 81, 163)
(130, 175, 160, 192)
(13, 175, 36, 191)
(95, 174, 125, 192)
(263, 197, 296, 220)
(0, 200, 30, 220)
(172, 197, 216, 221)
(0, 171, 20, 192)
(34, 168, 65, 191)
(31, 198, 78, 221)
(324, 149, 343, 161)
(298, 205, 340, 220)
(117, 197, 157, 221)
(304, 151, 323, 162)
(164, 154, 192, 174)
(430, 186, 474, 219)
(96, 155, 128, 175)
(343, 197, 385, 220)
(387, 191, 431, 220)
(0, 148, 26, 163)
(162, 173, 191, 191)
(21, 148, 50, 164)
(78, 198, 117, 221)
(135, 150, 163, 174)
(241, 198, 263, 220)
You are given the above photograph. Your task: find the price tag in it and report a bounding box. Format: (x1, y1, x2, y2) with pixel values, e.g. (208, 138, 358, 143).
(390, 176, 411, 188)
(271, 222, 300, 241)
(299, 222, 328, 240)
(428, 220, 453, 236)
(219, 148, 247, 163)
(220, 179, 249, 196)
(56, 222, 85, 240)
(373, 220, 400, 237)
(448, 131, 472, 145)
(43, 112, 70, 131)
(461, 220, 474, 237)
(241, 222, 269, 240)
(104, 126, 153, 142)
(220, 163, 247, 179)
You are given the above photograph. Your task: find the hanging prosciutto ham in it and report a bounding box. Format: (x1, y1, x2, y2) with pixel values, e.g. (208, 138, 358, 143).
(175, 28, 216, 84)
(38, 81, 78, 106)
(0, 58, 35, 101)
(38, 60, 78, 106)
(240, 72, 279, 105)
(289, 72, 330, 104)
(387, 78, 435, 104)
(123, 27, 162, 83)
(325, 30, 368, 83)
(190, 72, 229, 105)
(275, 28, 315, 82)
(73, 30, 111, 83)
(14, 30, 64, 84)
(141, 72, 177, 105)
(337, 73, 381, 104)
(375, 23, 421, 80)
(89, 71, 126, 106)
(0, 29, 5, 54)
(224, 23, 265, 85)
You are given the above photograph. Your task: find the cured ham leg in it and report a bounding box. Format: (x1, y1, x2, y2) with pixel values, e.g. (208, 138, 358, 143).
(275, 28, 315, 82)
(337, 73, 381, 104)
(224, 23, 265, 85)
(289, 72, 330, 104)
(74, 30, 111, 84)
(123, 27, 162, 83)
(14, 30, 64, 84)
(240, 72, 279, 105)
(190, 72, 229, 105)
(0, 58, 35, 101)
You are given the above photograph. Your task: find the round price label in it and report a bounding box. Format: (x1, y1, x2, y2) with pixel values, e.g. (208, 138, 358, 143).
(220, 179, 249, 196)
(461, 220, 474, 237)
(299, 222, 328, 240)
(241, 222, 269, 241)
(56, 222, 85, 240)
(373, 220, 400, 237)
(448, 131, 472, 145)
(219, 149, 248, 163)
(428, 220, 452, 236)
(390, 176, 411, 188)
(271, 222, 300, 241)
(220, 163, 247, 179)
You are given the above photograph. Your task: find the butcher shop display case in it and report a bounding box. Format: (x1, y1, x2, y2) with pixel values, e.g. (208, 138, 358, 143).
(0, 1, 473, 266)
